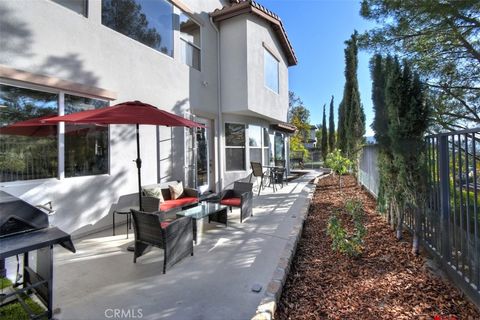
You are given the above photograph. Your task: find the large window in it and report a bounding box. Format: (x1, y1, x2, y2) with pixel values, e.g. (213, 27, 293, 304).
(52, 0, 88, 16)
(0, 85, 58, 182)
(225, 123, 245, 171)
(180, 12, 201, 71)
(0, 84, 110, 182)
(64, 95, 109, 177)
(264, 48, 279, 93)
(249, 125, 262, 164)
(102, 0, 174, 57)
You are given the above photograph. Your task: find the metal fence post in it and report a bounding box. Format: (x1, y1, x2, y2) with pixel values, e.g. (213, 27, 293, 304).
(439, 135, 451, 260)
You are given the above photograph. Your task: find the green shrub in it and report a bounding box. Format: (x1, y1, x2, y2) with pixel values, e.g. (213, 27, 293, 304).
(327, 199, 367, 258)
(0, 277, 12, 290)
(0, 296, 47, 320)
(325, 150, 352, 191)
(325, 149, 351, 175)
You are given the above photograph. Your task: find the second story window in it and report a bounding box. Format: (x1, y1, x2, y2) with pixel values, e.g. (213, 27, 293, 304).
(264, 48, 279, 93)
(52, 0, 88, 16)
(180, 12, 201, 71)
(102, 0, 174, 57)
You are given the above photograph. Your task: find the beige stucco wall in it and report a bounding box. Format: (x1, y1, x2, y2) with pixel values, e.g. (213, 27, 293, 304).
(246, 15, 289, 122)
(0, 0, 223, 235)
(0, 0, 292, 235)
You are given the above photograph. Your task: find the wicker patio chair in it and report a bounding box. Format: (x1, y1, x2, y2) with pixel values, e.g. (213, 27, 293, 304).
(130, 209, 193, 274)
(219, 181, 253, 223)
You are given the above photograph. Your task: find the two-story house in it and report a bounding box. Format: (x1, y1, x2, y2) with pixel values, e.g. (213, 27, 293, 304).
(0, 0, 297, 235)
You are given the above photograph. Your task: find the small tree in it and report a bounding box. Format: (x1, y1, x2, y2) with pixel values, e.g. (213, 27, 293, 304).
(325, 150, 351, 191)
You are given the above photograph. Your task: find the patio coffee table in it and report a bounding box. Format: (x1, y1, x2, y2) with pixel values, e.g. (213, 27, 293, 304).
(176, 202, 228, 243)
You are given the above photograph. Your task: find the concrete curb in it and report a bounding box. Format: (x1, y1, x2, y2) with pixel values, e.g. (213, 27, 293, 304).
(251, 173, 332, 320)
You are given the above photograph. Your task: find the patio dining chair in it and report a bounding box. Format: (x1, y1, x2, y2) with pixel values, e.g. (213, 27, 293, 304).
(274, 159, 288, 187)
(219, 181, 253, 223)
(249, 161, 267, 195)
(131, 209, 193, 274)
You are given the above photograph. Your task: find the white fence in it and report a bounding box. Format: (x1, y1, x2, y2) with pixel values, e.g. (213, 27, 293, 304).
(358, 144, 379, 196)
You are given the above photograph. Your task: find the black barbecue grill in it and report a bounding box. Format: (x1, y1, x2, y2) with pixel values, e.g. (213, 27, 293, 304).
(0, 190, 75, 319)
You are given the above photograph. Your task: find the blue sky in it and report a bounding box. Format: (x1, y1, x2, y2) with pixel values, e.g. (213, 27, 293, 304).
(261, 0, 376, 136)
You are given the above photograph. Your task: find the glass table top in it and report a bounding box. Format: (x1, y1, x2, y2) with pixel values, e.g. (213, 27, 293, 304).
(176, 202, 227, 219)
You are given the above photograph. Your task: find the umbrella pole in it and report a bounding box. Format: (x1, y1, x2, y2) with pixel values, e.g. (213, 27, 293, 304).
(135, 123, 143, 211)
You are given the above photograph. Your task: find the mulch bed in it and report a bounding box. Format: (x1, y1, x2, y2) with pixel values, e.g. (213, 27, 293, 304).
(276, 174, 480, 320)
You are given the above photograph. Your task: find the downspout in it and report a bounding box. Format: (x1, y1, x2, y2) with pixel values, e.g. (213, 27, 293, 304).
(210, 16, 223, 190)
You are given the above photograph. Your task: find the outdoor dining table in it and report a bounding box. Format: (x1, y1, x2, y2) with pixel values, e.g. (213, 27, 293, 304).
(262, 165, 285, 192)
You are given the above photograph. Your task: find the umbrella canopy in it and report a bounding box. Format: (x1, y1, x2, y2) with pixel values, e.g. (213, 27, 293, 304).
(44, 100, 203, 127)
(0, 115, 105, 137)
(44, 100, 204, 210)
(0, 114, 58, 137)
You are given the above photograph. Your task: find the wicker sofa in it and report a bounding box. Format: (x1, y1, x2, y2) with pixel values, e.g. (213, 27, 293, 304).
(141, 181, 198, 213)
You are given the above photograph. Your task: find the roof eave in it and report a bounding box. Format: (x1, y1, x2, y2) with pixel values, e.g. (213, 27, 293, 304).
(210, 3, 298, 66)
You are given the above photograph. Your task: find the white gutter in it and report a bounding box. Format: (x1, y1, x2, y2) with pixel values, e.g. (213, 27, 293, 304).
(209, 16, 223, 190)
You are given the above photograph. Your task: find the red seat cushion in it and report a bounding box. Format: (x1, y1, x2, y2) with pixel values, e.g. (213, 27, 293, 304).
(160, 197, 198, 211)
(160, 221, 170, 229)
(220, 197, 241, 207)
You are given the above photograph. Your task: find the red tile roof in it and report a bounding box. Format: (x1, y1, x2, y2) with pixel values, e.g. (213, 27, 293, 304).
(210, 0, 298, 66)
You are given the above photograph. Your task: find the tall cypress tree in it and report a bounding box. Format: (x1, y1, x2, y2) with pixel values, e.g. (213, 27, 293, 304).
(339, 31, 365, 160)
(337, 100, 346, 153)
(328, 96, 335, 152)
(371, 54, 430, 251)
(321, 104, 328, 161)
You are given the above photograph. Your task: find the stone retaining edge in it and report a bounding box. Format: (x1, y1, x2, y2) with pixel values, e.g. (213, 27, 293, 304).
(251, 173, 332, 320)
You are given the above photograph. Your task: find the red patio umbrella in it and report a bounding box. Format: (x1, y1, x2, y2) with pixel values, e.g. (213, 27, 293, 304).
(0, 114, 58, 137)
(44, 100, 204, 210)
(0, 115, 105, 137)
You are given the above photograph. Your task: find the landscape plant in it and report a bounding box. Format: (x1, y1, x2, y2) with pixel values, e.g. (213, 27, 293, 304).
(327, 198, 367, 258)
(325, 149, 351, 191)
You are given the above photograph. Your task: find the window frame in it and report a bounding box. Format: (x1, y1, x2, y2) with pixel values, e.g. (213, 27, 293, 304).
(225, 122, 246, 172)
(263, 47, 280, 94)
(101, 0, 175, 59)
(0, 80, 111, 184)
(50, 0, 89, 17)
(179, 11, 202, 71)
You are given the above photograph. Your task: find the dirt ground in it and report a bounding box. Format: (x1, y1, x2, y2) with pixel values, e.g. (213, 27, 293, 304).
(276, 174, 480, 320)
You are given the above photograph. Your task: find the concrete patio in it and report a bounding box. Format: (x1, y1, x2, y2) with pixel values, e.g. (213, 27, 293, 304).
(19, 170, 321, 320)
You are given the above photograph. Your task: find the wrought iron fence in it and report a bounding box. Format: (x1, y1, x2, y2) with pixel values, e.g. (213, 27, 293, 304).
(358, 128, 480, 306)
(415, 128, 479, 305)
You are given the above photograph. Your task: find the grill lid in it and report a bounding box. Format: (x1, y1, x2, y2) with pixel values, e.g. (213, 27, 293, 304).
(0, 191, 49, 238)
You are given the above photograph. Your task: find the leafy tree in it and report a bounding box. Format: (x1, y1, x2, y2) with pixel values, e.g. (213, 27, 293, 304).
(321, 104, 328, 161)
(360, 0, 479, 131)
(328, 96, 335, 152)
(339, 31, 366, 161)
(325, 150, 351, 191)
(289, 91, 311, 158)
